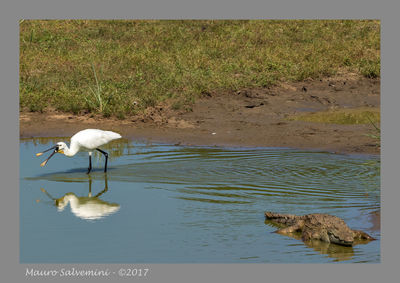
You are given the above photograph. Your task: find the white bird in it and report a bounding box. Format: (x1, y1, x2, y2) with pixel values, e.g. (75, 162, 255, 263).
(55, 192, 120, 220)
(36, 129, 122, 173)
(40, 175, 120, 220)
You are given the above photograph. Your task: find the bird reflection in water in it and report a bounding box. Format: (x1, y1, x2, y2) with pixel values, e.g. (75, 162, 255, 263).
(40, 175, 120, 221)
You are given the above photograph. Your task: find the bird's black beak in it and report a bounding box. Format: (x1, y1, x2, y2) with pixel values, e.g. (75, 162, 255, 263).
(37, 145, 59, 167)
(40, 188, 56, 201)
(36, 145, 58, 157)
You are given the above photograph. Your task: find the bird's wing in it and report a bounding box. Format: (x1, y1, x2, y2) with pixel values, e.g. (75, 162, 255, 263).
(72, 129, 120, 149)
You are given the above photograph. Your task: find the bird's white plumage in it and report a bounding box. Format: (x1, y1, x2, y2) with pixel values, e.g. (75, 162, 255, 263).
(38, 128, 122, 172)
(56, 193, 120, 220)
(71, 129, 122, 151)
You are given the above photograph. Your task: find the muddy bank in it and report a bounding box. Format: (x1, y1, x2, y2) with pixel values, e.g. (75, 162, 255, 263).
(20, 75, 380, 155)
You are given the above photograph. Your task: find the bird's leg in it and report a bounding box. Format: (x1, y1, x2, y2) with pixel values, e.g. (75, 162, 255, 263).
(87, 152, 92, 174)
(88, 175, 92, 197)
(96, 148, 109, 172)
(94, 174, 109, 198)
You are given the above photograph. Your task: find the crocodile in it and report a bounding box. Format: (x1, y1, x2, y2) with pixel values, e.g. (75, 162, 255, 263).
(265, 212, 376, 246)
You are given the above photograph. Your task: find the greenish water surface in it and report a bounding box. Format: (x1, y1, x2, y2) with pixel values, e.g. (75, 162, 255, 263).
(20, 138, 380, 263)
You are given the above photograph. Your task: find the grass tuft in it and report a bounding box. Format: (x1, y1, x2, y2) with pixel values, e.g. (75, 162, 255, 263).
(365, 114, 381, 141)
(84, 63, 110, 115)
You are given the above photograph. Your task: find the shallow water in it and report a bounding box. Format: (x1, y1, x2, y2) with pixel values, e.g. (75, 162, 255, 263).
(20, 138, 380, 263)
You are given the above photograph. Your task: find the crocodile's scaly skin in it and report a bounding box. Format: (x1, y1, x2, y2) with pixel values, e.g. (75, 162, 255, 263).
(265, 212, 375, 246)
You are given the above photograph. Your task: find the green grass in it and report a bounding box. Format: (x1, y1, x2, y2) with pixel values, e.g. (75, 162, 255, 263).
(20, 20, 380, 118)
(289, 107, 380, 125)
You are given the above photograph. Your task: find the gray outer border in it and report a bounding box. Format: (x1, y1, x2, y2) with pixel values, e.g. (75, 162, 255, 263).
(1, 0, 397, 282)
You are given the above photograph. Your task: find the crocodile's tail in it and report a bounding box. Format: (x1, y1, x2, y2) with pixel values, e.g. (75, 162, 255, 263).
(265, 212, 298, 219)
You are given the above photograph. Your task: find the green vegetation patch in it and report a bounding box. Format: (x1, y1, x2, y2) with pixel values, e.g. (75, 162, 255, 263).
(289, 107, 380, 125)
(20, 20, 380, 118)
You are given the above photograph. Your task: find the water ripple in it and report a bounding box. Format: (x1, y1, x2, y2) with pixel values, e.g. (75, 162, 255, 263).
(104, 146, 380, 211)
(21, 140, 380, 263)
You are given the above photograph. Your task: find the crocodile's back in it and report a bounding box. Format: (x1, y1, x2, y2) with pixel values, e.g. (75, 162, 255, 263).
(303, 213, 349, 228)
